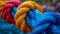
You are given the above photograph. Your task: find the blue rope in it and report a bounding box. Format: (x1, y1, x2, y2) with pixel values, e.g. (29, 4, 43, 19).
(0, 18, 24, 34)
(25, 9, 41, 28)
(25, 9, 60, 34)
(10, 6, 18, 18)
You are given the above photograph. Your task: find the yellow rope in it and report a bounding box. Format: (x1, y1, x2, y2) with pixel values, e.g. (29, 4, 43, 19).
(14, 1, 43, 32)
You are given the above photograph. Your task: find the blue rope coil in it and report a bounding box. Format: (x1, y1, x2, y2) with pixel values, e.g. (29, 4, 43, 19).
(25, 9, 60, 34)
(0, 18, 24, 34)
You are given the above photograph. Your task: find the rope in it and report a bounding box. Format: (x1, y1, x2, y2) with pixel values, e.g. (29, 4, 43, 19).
(2, 1, 21, 24)
(25, 9, 60, 34)
(0, 1, 8, 17)
(0, 18, 24, 34)
(14, 1, 43, 32)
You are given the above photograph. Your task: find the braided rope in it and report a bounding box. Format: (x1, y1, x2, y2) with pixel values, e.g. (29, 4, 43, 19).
(0, 1, 8, 17)
(14, 1, 43, 32)
(25, 9, 60, 34)
(2, 1, 21, 24)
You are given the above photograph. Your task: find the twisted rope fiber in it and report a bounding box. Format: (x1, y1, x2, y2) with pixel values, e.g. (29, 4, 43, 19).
(0, 18, 24, 34)
(2, 1, 21, 24)
(14, 1, 43, 32)
(0, 1, 8, 17)
(25, 10, 60, 34)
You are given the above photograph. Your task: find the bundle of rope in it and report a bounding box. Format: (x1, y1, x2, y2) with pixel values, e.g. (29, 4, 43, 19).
(14, 1, 43, 32)
(25, 9, 60, 34)
(0, 18, 24, 34)
(0, 1, 8, 17)
(2, 1, 21, 24)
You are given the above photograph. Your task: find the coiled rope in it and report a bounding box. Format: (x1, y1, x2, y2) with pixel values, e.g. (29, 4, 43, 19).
(0, 1, 8, 17)
(2, 1, 21, 24)
(14, 1, 43, 32)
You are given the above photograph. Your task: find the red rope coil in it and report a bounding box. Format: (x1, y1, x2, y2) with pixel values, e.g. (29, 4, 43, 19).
(2, 1, 21, 24)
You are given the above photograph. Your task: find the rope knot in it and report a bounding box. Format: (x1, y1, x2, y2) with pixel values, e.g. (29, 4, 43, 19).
(14, 1, 43, 32)
(31, 11, 60, 34)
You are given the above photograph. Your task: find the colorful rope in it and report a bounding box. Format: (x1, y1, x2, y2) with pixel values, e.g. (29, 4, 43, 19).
(14, 1, 43, 32)
(2, 1, 21, 24)
(1, 1, 60, 34)
(0, 1, 8, 17)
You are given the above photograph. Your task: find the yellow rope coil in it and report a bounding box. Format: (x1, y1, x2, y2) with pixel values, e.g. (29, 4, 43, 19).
(0, 1, 8, 17)
(14, 1, 43, 32)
